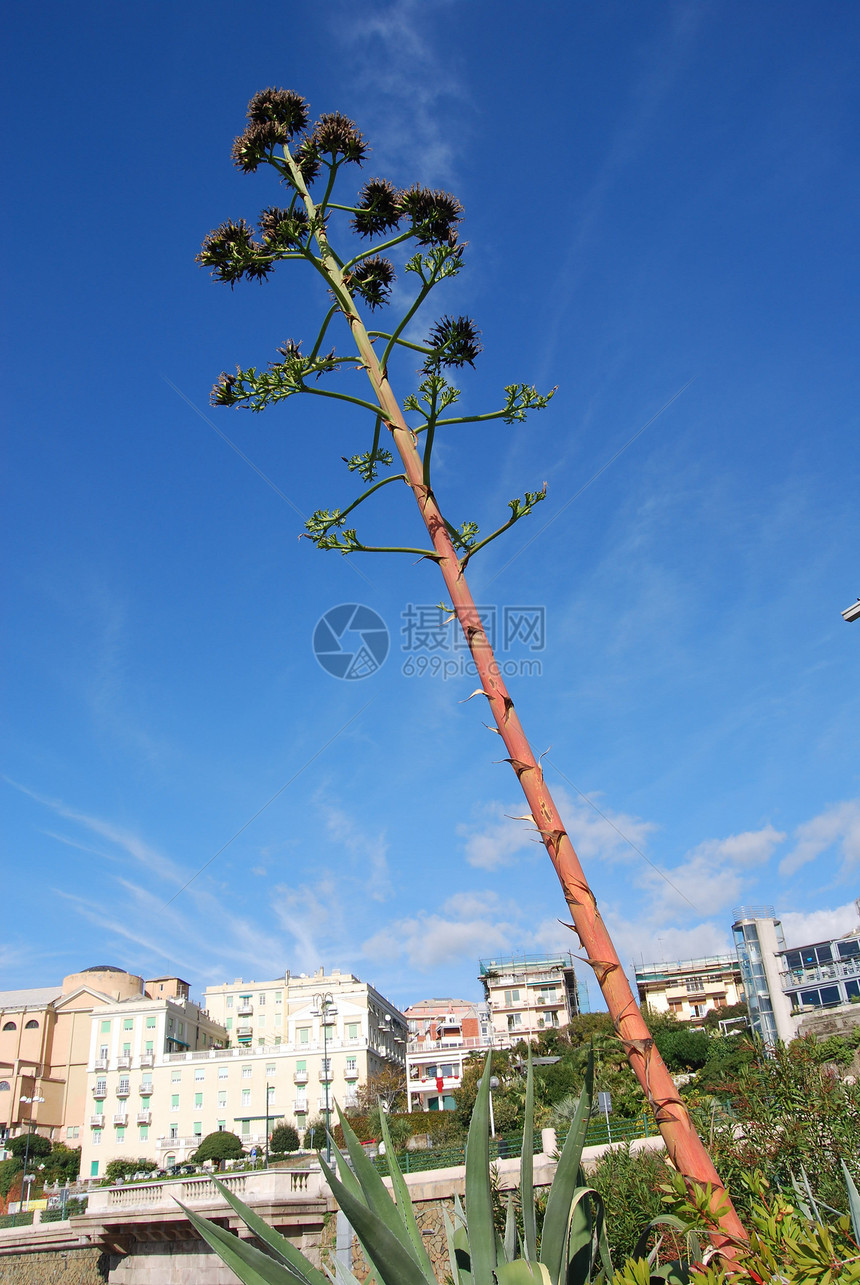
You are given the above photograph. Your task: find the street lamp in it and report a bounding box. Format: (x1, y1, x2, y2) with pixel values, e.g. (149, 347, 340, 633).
(842, 599, 860, 623)
(488, 1076, 499, 1139)
(311, 993, 338, 1164)
(19, 1095, 45, 1214)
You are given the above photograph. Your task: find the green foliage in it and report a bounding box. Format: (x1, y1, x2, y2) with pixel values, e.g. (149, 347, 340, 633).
(0, 1157, 22, 1199)
(192, 1130, 245, 1163)
(588, 1145, 669, 1266)
(698, 1035, 860, 1218)
(270, 1123, 300, 1153)
(6, 1132, 51, 1160)
(101, 1157, 157, 1185)
(41, 1143, 81, 1184)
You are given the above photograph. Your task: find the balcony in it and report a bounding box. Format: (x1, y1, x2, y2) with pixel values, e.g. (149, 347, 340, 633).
(237, 1025, 253, 1037)
(293, 1070, 308, 1084)
(237, 1004, 254, 1016)
(94, 1058, 109, 1072)
(139, 1083, 154, 1095)
(157, 1135, 195, 1149)
(116, 1084, 131, 1098)
(113, 1113, 128, 1126)
(317, 1096, 334, 1111)
(139, 1053, 155, 1068)
(90, 1115, 105, 1128)
(293, 1100, 308, 1113)
(137, 1111, 152, 1126)
(117, 1056, 132, 1070)
(92, 1084, 107, 1099)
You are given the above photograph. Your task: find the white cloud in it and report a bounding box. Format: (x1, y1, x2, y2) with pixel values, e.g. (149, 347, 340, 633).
(362, 887, 518, 971)
(780, 800, 860, 878)
(780, 900, 860, 949)
(317, 795, 392, 902)
(459, 804, 536, 870)
(641, 824, 785, 921)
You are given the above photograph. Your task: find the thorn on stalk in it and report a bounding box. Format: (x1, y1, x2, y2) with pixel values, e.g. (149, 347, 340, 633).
(460, 689, 491, 703)
(481, 722, 502, 735)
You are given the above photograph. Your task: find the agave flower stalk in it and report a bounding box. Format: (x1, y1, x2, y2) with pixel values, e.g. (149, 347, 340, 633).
(198, 88, 747, 1252)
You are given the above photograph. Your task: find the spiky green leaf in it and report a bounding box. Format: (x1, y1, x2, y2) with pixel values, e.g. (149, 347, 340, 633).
(539, 1051, 593, 1283)
(319, 1157, 434, 1285)
(177, 1201, 302, 1285)
(520, 1047, 537, 1263)
(465, 1054, 497, 1285)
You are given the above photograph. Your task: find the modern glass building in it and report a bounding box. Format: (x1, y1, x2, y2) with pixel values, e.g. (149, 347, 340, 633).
(731, 906, 795, 1046)
(779, 930, 860, 1012)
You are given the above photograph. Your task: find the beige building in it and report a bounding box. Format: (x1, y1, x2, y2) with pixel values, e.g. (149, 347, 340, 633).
(77, 967, 407, 1178)
(405, 998, 493, 1112)
(478, 954, 580, 1043)
(0, 966, 155, 1152)
(634, 953, 744, 1023)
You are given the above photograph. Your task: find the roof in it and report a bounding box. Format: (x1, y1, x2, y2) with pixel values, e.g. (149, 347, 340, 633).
(404, 998, 476, 1012)
(0, 986, 64, 1010)
(82, 965, 126, 973)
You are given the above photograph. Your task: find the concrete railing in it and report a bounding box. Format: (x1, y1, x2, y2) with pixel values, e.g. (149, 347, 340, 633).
(86, 1167, 325, 1215)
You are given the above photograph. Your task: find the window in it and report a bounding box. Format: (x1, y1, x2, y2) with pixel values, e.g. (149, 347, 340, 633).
(116, 1127, 125, 1142)
(347, 1023, 358, 1039)
(226, 996, 233, 1008)
(146, 1016, 156, 1029)
(299, 1028, 309, 1044)
(145, 1040, 154, 1054)
(345, 1057, 357, 1074)
(839, 940, 860, 960)
(194, 1092, 203, 1108)
(241, 1089, 251, 1107)
(195, 1068, 205, 1082)
(685, 978, 704, 993)
(218, 1067, 228, 1080)
(242, 1066, 252, 1079)
(226, 1018, 233, 1030)
(217, 1120, 225, 1131)
(2, 1022, 16, 1031)
(193, 1121, 202, 1137)
(96, 1078, 107, 1095)
(425, 1064, 437, 1078)
(218, 1091, 227, 1107)
(67, 1125, 79, 1138)
(100, 1020, 111, 1034)
(99, 1045, 109, 1060)
(274, 1036, 282, 1045)
(122, 1042, 131, 1055)
(95, 1100, 104, 1115)
(92, 1131, 101, 1145)
(440, 1064, 454, 1078)
(503, 989, 520, 1006)
(258, 994, 266, 1006)
(25, 1019, 39, 1030)
(258, 1015, 266, 1028)
(139, 1125, 149, 1141)
(171, 1071, 181, 1083)
(118, 1078, 130, 1095)
(321, 1058, 332, 1078)
(266, 1064, 276, 1076)
(170, 1094, 179, 1110)
(123, 1018, 134, 1031)
(507, 1014, 522, 1030)
(168, 1018, 174, 1030)
(275, 992, 282, 1006)
(91, 1161, 100, 1176)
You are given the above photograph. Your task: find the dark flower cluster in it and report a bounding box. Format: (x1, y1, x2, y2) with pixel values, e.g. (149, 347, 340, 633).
(346, 256, 395, 309)
(308, 112, 368, 164)
(290, 136, 322, 185)
(425, 315, 482, 368)
(211, 372, 240, 406)
(258, 206, 310, 249)
(352, 179, 403, 238)
(399, 185, 463, 245)
(246, 88, 309, 135)
(197, 219, 272, 285)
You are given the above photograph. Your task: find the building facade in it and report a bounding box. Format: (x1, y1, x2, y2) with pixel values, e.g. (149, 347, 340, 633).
(731, 907, 797, 1046)
(634, 953, 744, 1023)
(1, 966, 162, 1150)
(779, 927, 860, 1014)
(404, 998, 493, 1112)
(478, 953, 580, 1043)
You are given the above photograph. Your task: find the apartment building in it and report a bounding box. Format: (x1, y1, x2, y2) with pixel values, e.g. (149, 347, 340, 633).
(634, 953, 744, 1023)
(79, 984, 227, 1178)
(731, 907, 797, 1045)
(478, 953, 580, 1043)
(404, 998, 493, 1112)
(779, 928, 860, 1013)
(1, 965, 162, 1149)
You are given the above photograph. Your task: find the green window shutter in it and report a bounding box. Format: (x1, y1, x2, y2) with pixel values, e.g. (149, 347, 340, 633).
(100, 1020, 111, 1034)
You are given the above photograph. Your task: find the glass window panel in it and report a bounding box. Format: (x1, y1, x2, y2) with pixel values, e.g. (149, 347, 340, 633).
(819, 986, 839, 1005)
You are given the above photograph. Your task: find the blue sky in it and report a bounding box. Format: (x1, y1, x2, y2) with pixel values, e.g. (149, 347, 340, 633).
(3, 1, 859, 1015)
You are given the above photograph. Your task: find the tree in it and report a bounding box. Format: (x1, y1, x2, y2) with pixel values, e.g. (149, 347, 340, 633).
(304, 1116, 327, 1150)
(0, 1158, 22, 1201)
(102, 1157, 157, 1185)
(350, 1064, 406, 1115)
(42, 1143, 81, 1184)
(198, 86, 744, 1248)
(7, 1133, 51, 1161)
(269, 1123, 300, 1153)
(191, 1131, 244, 1164)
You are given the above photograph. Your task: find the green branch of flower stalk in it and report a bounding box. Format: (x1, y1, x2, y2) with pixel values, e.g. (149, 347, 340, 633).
(435, 382, 558, 428)
(367, 331, 436, 358)
(458, 487, 548, 570)
(342, 227, 417, 274)
(305, 473, 407, 536)
(309, 302, 342, 361)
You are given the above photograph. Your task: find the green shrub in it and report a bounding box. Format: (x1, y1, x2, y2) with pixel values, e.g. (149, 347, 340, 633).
(191, 1131, 244, 1164)
(270, 1123, 300, 1153)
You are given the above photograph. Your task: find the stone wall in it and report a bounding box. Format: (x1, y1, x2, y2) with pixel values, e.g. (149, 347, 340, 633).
(0, 1247, 110, 1284)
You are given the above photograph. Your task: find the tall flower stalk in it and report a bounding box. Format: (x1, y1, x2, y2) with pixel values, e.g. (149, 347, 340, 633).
(198, 88, 746, 1251)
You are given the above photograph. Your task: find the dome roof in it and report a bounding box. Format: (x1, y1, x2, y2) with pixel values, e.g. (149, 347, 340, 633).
(83, 964, 126, 973)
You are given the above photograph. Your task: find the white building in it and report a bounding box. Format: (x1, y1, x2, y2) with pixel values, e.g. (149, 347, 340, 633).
(404, 998, 494, 1112)
(634, 953, 744, 1023)
(478, 954, 580, 1043)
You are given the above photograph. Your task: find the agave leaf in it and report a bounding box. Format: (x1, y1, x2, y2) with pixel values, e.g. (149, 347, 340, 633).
(521, 1046, 537, 1263)
(567, 1190, 593, 1284)
(443, 1206, 468, 1285)
(504, 1193, 517, 1263)
(841, 1159, 860, 1244)
(319, 1157, 435, 1285)
(334, 1103, 423, 1267)
(494, 1261, 553, 1285)
(331, 1137, 365, 1204)
(465, 1053, 497, 1285)
(632, 1214, 690, 1262)
(328, 1252, 365, 1285)
(200, 1179, 330, 1285)
(377, 1102, 436, 1280)
(177, 1200, 302, 1285)
(539, 1050, 594, 1283)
